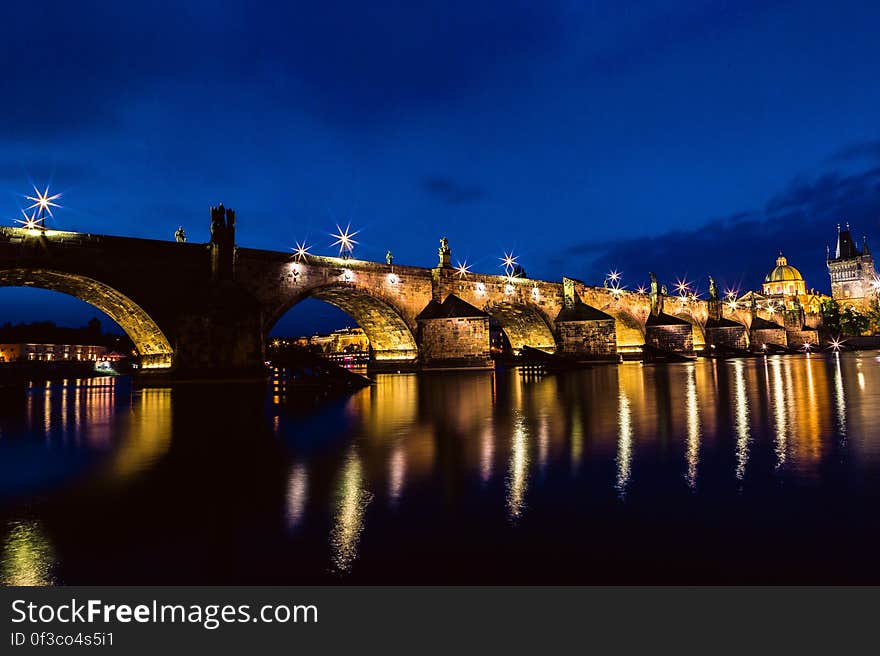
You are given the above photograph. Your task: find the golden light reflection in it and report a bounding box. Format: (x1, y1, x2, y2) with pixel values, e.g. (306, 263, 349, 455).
(684, 364, 700, 489)
(833, 353, 847, 440)
(569, 405, 583, 473)
(101, 388, 172, 483)
(330, 448, 372, 573)
(286, 463, 308, 530)
(506, 413, 530, 520)
(1, 520, 56, 586)
(770, 358, 787, 469)
(480, 421, 494, 484)
(537, 415, 549, 472)
(615, 390, 633, 497)
(733, 359, 751, 481)
(388, 445, 406, 506)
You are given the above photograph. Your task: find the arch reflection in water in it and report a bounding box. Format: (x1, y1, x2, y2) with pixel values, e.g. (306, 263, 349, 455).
(1, 520, 55, 586)
(101, 388, 172, 484)
(330, 447, 372, 574)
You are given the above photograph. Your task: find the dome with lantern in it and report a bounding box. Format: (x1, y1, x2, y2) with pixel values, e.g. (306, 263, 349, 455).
(762, 252, 806, 296)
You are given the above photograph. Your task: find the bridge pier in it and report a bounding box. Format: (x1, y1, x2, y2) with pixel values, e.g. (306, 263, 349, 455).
(554, 283, 618, 361)
(644, 315, 695, 356)
(415, 295, 494, 370)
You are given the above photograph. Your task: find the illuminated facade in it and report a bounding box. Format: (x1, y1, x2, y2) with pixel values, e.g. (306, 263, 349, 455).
(748, 252, 827, 314)
(827, 223, 876, 307)
(283, 327, 370, 354)
(0, 343, 115, 363)
(763, 253, 806, 297)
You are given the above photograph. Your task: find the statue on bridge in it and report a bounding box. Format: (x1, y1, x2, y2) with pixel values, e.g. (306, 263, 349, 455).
(708, 275, 718, 301)
(438, 237, 451, 268)
(386, 250, 393, 266)
(175, 226, 187, 243)
(707, 275, 722, 321)
(649, 272, 664, 316)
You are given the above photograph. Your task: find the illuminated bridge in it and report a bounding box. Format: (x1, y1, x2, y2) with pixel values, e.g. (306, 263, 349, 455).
(0, 205, 817, 380)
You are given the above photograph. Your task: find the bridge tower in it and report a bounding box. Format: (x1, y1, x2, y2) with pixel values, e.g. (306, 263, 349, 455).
(210, 203, 236, 280)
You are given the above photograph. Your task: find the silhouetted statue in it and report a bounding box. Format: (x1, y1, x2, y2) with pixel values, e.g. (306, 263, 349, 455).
(649, 272, 663, 316)
(438, 237, 451, 268)
(210, 203, 236, 281)
(386, 250, 393, 265)
(175, 226, 187, 243)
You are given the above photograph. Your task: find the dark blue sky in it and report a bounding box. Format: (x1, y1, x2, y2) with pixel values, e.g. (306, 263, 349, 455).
(3, 1, 880, 334)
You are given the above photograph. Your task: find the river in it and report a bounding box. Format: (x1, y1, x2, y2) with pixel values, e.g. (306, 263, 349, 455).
(2, 352, 880, 584)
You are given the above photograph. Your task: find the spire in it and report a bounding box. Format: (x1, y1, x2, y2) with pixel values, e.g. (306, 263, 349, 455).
(835, 222, 858, 259)
(863, 235, 871, 256)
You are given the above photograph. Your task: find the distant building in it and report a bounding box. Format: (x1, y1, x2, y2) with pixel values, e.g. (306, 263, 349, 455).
(0, 343, 113, 363)
(827, 223, 876, 307)
(0, 319, 133, 364)
(763, 252, 806, 297)
(275, 327, 370, 354)
(740, 252, 826, 315)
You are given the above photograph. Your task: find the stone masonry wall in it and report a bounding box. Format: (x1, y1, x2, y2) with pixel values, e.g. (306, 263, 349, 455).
(705, 325, 749, 350)
(418, 316, 492, 369)
(556, 319, 617, 358)
(645, 324, 694, 353)
(786, 329, 820, 349)
(750, 328, 787, 349)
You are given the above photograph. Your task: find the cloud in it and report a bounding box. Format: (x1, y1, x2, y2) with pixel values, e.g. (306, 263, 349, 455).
(0, 1, 572, 137)
(421, 176, 486, 205)
(566, 154, 880, 293)
(827, 140, 880, 164)
(580, 0, 785, 79)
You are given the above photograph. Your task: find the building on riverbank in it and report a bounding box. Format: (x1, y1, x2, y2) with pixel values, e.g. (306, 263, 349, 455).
(827, 223, 877, 309)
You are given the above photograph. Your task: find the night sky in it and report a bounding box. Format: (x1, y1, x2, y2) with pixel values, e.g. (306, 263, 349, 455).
(3, 1, 880, 335)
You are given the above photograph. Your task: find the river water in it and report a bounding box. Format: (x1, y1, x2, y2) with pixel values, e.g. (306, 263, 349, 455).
(2, 352, 880, 584)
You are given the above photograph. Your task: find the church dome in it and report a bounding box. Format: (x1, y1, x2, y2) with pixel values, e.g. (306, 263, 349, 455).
(764, 253, 804, 283)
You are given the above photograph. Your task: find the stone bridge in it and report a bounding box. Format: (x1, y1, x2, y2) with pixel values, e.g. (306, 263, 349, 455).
(0, 205, 816, 380)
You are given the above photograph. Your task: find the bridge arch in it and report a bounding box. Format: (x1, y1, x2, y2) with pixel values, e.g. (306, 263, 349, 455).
(670, 307, 707, 349)
(0, 268, 173, 368)
(482, 301, 557, 353)
(595, 303, 647, 351)
(267, 282, 419, 362)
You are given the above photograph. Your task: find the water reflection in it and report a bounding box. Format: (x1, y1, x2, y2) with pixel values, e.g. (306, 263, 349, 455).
(506, 413, 530, 520)
(615, 390, 633, 497)
(684, 365, 701, 489)
(286, 463, 308, 530)
(388, 445, 406, 507)
(1, 520, 55, 586)
(833, 353, 847, 441)
(733, 360, 751, 481)
(770, 358, 788, 469)
(330, 447, 372, 573)
(479, 421, 495, 484)
(3, 354, 880, 582)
